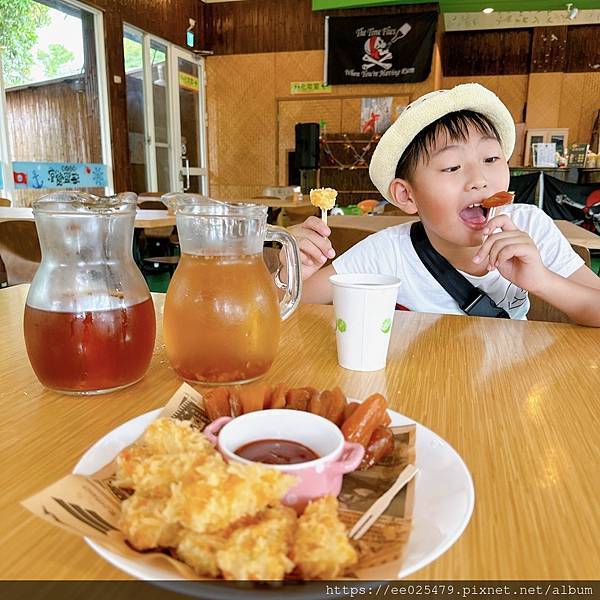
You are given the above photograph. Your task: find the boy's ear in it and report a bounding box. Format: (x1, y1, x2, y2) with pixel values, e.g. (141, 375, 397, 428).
(389, 178, 418, 215)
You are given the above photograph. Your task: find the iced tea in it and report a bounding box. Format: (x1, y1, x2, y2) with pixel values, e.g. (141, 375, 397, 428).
(24, 298, 156, 393)
(163, 253, 280, 383)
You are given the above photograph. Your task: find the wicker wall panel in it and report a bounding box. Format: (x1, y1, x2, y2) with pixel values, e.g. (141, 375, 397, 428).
(558, 74, 586, 145)
(206, 43, 439, 190)
(205, 54, 277, 201)
(274, 51, 324, 98)
(340, 98, 361, 133)
(206, 51, 597, 196)
(560, 73, 600, 147)
(496, 75, 529, 124)
(525, 73, 564, 129)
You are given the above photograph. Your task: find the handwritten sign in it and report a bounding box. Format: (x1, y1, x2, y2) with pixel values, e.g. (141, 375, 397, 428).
(179, 72, 199, 92)
(12, 162, 108, 190)
(291, 81, 332, 95)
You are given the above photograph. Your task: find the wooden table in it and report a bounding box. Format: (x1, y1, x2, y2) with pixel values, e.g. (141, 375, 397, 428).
(1, 285, 599, 580)
(0, 206, 175, 229)
(328, 214, 600, 251)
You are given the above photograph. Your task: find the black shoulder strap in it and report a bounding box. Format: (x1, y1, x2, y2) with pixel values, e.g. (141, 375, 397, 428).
(409, 221, 510, 319)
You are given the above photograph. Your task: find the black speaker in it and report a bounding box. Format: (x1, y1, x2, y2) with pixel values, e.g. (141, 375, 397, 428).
(287, 151, 301, 186)
(295, 123, 320, 170)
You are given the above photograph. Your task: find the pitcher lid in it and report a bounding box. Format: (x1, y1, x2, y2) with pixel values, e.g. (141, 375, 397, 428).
(32, 192, 137, 215)
(162, 193, 267, 217)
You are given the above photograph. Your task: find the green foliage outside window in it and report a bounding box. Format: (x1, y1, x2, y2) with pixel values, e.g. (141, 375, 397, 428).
(0, 0, 51, 87)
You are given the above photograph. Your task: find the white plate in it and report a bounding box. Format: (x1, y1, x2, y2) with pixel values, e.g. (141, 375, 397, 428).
(74, 408, 474, 588)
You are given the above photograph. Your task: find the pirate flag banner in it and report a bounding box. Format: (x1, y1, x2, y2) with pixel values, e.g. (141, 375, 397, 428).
(325, 12, 437, 86)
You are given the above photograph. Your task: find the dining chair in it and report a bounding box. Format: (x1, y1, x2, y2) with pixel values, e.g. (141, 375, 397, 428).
(527, 244, 592, 324)
(0, 221, 42, 286)
(383, 203, 409, 216)
(0, 198, 10, 285)
(137, 200, 178, 276)
(328, 226, 373, 260)
(277, 205, 318, 227)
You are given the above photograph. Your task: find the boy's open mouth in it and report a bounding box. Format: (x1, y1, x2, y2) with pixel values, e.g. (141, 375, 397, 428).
(459, 203, 489, 229)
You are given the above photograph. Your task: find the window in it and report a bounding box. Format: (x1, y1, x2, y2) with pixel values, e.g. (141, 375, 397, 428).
(0, 0, 112, 204)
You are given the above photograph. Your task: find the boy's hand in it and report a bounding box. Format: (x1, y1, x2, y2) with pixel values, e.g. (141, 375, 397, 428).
(282, 216, 336, 281)
(473, 214, 549, 293)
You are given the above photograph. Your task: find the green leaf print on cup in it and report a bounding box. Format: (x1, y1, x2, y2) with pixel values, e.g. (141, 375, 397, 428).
(380, 318, 392, 334)
(336, 318, 347, 333)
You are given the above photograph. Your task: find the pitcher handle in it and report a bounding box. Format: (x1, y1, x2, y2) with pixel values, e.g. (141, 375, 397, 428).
(265, 225, 302, 321)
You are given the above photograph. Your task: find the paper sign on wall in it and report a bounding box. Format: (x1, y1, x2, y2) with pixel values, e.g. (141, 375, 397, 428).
(12, 162, 108, 190)
(291, 81, 332, 95)
(179, 72, 199, 92)
(532, 143, 557, 168)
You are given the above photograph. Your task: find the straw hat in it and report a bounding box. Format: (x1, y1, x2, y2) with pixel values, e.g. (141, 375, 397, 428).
(369, 83, 516, 202)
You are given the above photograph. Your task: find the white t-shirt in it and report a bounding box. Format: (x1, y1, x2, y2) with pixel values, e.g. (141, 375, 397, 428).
(332, 204, 584, 319)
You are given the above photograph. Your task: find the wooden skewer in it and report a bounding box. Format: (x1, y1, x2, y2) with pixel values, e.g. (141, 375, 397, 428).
(321, 208, 328, 226)
(348, 464, 419, 541)
(482, 207, 496, 243)
(482, 191, 513, 243)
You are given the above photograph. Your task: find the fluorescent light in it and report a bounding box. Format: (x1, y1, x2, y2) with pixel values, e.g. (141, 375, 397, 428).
(482, 7, 494, 14)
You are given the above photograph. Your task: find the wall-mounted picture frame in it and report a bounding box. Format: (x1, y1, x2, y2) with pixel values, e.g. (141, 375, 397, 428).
(524, 128, 569, 167)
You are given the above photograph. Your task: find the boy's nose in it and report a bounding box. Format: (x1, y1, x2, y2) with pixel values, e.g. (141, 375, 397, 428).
(464, 170, 488, 192)
(468, 180, 488, 191)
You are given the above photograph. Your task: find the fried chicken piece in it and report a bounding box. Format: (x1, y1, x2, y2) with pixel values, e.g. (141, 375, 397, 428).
(120, 494, 182, 550)
(310, 187, 338, 210)
(217, 505, 297, 580)
(165, 462, 297, 535)
(114, 418, 221, 495)
(118, 451, 226, 497)
(140, 418, 214, 456)
(176, 529, 228, 578)
(114, 443, 153, 489)
(293, 496, 357, 579)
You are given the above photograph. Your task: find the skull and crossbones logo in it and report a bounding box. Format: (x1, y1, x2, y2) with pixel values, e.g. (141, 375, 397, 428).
(361, 23, 412, 71)
(363, 36, 392, 70)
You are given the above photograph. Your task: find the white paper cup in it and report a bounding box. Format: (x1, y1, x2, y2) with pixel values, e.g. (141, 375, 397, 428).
(329, 273, 401, 372)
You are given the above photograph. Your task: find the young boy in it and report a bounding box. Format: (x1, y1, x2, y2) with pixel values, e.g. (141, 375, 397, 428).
(288, 83, 600, 326)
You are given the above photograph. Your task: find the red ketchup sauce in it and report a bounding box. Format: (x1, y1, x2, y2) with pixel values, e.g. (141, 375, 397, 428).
(235, 439, 319, 465)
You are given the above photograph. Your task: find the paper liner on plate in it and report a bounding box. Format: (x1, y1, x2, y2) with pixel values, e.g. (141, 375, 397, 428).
(22, 383, 416, 580)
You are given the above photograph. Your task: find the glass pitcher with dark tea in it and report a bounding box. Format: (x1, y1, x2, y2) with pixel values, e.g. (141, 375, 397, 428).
(24, 192, 156, 394)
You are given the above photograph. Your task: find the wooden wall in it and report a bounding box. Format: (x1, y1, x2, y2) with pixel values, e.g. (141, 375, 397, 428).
(442, 29, 532, 76)
(205, 0, 439, 54)
(5, 80, 104, 206)
(443, 24, 600, 76)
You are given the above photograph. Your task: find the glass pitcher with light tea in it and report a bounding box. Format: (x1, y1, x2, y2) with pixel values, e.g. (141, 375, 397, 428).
(24, 192, 156, 395)
(162, 194, 301, 384)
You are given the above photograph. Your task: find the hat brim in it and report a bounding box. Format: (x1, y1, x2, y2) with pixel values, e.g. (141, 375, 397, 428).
(369, 83, 516, 202)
